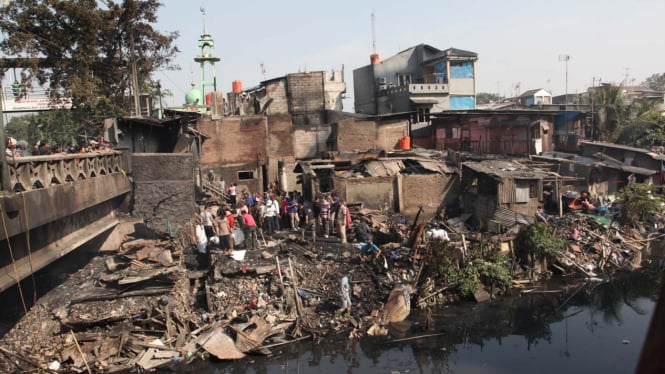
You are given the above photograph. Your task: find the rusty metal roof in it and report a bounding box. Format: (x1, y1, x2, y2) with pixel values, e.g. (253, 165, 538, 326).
(336, 157, 454, 178)
(463, 160, 553, 180)
(491, 207, 535, 227)
(582, 141, 665, 160)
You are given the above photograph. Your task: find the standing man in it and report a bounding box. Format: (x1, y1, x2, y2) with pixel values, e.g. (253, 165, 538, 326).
(227, 183, 238, 208)
(241, 210, 259, 250)
(218, 177, 226, 195)
(288, 196, 299, 231)
(354, 218, 371, 243)
(263, 197, 276, 236)
(201, 206, 216, 239)
(330, 194, 340, 234)
(301, 201, 316, 242)
(215, 209, 232, 253)
(338, 275, 351, 315)
(336, 199, 351, 244)
(319, 194, 331, 238)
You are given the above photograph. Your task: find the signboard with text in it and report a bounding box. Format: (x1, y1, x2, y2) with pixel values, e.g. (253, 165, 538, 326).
(1, 86, 72, 112)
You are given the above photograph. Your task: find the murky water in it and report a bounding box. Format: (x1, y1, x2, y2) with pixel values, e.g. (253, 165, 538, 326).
(182, 268, 661, 374)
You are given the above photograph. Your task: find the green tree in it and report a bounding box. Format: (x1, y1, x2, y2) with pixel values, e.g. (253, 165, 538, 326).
(0, 0, 179, 132)
(642, 73, 665, 91)
(592, 85, 630, 142)
(5, 110, 87, 148)
(615, 183, 664, 226)
(476, 92, 503, 105)
(516, 223, 567, 274)
(616, 108, 665, 148)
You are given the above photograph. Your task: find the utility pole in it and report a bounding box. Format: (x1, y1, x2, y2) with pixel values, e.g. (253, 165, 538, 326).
(590, 77, 596, 140)
(371, 10, 377, 55)
(559, 54, 570, 104)
(130, 30, 141, 117)
(156, 80, 163, 120)
(0, 90, 8, 191)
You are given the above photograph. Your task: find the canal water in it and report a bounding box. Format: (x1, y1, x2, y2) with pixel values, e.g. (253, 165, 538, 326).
(182, 267, 661, 374)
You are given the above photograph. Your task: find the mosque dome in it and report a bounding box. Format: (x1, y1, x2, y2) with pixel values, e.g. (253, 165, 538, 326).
(185, 87, 203, 105)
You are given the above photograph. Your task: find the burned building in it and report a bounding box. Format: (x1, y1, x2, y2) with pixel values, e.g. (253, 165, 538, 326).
(228, 70, 347, 125)
(460, 160, 557, 231)
(295, 152, 459, 219)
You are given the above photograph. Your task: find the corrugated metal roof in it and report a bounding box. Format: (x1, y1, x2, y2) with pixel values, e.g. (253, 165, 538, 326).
(363, 160, 404, 177)
(416, 159, 453, 174)
(593, 162, 658, 176)
(491, 207, 535, 227)
(582, 141, 665, 160)
(463, 160, 552, 180)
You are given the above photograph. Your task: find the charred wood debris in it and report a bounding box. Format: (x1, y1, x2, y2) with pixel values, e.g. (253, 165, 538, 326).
(1, 204, 662, 373)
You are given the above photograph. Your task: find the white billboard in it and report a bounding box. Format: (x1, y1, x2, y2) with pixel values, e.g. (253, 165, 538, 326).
(1, 85, 72, 113)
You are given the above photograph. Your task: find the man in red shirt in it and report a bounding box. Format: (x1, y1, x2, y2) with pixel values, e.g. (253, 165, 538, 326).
(241, 210, 259, 250)
(225, 210, 235, 249)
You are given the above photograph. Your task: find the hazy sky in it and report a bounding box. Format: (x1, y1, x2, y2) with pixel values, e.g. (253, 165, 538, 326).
(156, 0, 665, 110)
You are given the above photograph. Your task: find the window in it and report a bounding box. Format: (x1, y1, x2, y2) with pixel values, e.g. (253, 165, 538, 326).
(237, 171, 254, 180)
(398, 74, 412, 86)
(515, 180, 530, 203)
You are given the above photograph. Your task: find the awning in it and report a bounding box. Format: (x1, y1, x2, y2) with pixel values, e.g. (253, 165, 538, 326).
(410, 97, 440, 105)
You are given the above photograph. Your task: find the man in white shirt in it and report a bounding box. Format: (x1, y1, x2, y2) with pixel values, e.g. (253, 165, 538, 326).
(263, 199, 276, 235)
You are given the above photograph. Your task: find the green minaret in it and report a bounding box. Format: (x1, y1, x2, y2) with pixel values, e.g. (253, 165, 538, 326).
(194, 7, 220, 104)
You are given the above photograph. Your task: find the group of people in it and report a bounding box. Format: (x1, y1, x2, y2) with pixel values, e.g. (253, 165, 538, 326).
(5, 136, 116, 158)
(195, 180, 388, 317)
(199, 178, 385, 252)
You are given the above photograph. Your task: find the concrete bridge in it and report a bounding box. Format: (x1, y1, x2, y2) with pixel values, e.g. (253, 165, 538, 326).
(0, 152, 131, 291)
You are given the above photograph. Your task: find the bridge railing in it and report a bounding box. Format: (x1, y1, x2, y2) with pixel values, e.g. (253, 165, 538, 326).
(4, 151, 128, 192)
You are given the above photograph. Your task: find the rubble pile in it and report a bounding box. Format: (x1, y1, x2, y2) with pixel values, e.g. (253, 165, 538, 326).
(548, 214, 647, 277)
(0, 224, 424, 373)
(1, 205, 660, 372)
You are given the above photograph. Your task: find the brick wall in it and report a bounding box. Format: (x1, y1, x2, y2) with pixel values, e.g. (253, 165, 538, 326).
(376, 120, 409, 151)
(287, 72, 325, 125)
(335, 119, 376, 152)
(401, 174, 459, 219)
(334, 176, 395, 211)
(287, 72, 325, 113)
(199, 116, 267, 166)
(132, 153, 196, 233)
(293, 124, 333, 159)
(265, 79, 289, 114)
(267, 113, 294, 158)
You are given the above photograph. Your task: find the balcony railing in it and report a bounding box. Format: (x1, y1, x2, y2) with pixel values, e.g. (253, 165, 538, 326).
(382, 83, 449, 96)
(437, 139, 530, 155)
(408, 83, 448, 94)
(3, 151, 128, 192)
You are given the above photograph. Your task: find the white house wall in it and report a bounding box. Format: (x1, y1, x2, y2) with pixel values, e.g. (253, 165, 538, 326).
(449, 78, 475, 96)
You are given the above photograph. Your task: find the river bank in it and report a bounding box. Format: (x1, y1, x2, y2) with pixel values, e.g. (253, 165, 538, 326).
(0, 215, 661, 373)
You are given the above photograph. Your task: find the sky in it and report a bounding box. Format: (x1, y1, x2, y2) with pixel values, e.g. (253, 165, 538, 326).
(155, 0, 665, 110)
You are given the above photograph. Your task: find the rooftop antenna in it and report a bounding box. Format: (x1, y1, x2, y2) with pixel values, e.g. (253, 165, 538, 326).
(190, 63, 195, 85)
(260, 62, 266, 80)
(371, 10, 376, 54)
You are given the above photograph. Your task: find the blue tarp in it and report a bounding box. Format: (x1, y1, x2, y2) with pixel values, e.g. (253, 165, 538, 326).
(450, 61, 474, 79)
(435, 61, 447, 80)
(554, 111, 585, 126)
(450, 96, 475, 109)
